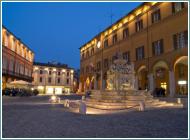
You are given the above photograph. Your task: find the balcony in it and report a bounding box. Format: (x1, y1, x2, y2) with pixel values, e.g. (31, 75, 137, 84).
(2, 68, 33, 82)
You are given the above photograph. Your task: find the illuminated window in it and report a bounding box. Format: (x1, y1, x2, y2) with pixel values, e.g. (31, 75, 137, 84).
(161, 82, 167, 90)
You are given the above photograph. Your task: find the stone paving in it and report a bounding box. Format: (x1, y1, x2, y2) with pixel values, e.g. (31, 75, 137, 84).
(2, 95, 188, 138)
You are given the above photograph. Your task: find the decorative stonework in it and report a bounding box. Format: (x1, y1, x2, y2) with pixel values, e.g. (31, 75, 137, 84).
(106, 53, 135, 91)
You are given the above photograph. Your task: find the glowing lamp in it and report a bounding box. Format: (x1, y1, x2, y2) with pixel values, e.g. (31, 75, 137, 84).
(97, 41, 101, 48)
(178, 80, 187, 85)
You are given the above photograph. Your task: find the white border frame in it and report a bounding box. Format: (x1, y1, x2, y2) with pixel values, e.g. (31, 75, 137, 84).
(1, 1, 189, 139)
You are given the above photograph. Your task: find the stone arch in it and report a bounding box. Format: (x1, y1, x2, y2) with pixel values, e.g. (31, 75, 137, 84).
(152, 60, 170, 96)
(136, 65, 148, 90)
(173, 56, 188, 95)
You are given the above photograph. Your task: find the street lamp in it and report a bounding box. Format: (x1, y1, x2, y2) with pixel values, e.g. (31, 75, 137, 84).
(97, 40, 104, 90)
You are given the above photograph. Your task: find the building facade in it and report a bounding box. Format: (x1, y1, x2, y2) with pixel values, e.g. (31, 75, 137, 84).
(79, 2, 188, 97)
(2, 26, 34, 89)
(32, 62, 74, 95)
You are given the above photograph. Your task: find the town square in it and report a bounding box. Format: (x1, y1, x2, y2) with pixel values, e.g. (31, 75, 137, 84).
(1, 1, 188, 139)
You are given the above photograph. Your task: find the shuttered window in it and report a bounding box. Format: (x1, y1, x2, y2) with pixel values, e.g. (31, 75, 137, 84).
(152, 39, 164, 56)
(135, 20, 143, 32)
(151, 9, 161, 23)
(173, 31, 188, 49)
(136, 46, 144, 60)
(172, 2, 185, 13)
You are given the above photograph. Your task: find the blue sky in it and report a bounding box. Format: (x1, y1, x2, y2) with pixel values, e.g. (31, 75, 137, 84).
(2, 2, 142, 69)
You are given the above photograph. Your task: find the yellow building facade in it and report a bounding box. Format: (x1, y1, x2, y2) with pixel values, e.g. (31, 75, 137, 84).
(2, 26, 34, 89)
(79, 2, 188, 97)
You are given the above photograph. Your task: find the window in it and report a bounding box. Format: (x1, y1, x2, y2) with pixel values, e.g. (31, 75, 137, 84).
(112, 34, 117, 45)
(49, 71, 51, 75)
(91, 48, 94, 55)
(57, 71, 60, 76)
(136, 46, 144, 60)
(172, 2, 185, 13)
(151, 9, 161, 23)
(104, 39, 108, 48)
(40, 77, 42, 83)
(135, 20, 143, 32)
(57, 78, 60, 83)
(86, 50, 90, 58)
(67, 79, 69, 84)
(82, 53, 85, 59)
(112, 55, 117, 63)
(123, 28, 129, 39)
(67, 71, 70, 76)
(173, 31, 188, 49)
(152, 39, 164, 56)
(97, 61, 101, 71)
(40, 70, 43, 74)
(123, 51, 130, 62)
(104, 58, 109, 69)
(48, 77, 51, 83)
(86, 66, 89, 73)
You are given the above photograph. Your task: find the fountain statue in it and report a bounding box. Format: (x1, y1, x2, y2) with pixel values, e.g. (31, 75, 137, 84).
(106, 52, 135, 91)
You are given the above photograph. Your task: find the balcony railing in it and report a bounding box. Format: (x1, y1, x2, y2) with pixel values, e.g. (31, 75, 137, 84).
(2, 68, 32, 81)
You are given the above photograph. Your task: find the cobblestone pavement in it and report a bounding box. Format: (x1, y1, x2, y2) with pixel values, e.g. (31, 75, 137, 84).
(2, 96, 188, 138)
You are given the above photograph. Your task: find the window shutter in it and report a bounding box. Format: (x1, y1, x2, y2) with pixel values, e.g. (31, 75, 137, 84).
(172, 3, 175, 13)
(141, 20, 143, 29)
(160, 39, 164, 53)
(136, 48, 138, 60)
(142, 46, 144, 58)
(184, 30, 188, 46)
(128, 51, 130, 62)
(158, 9, 161, 20)
(152, 42, 155, 56)
(151, 12, 154, 23)
(181, 2, 185, 9)
(173, 34, 177, 49)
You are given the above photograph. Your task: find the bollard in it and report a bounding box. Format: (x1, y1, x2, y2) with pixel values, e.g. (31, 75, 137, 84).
(82, 96, 85, 100)
(139, 101, 145, 111)
(64, 99, 70, 107)
(57, 97, 60, 103)
(79, 101, 86, 114)
(177, 98, 181, 104)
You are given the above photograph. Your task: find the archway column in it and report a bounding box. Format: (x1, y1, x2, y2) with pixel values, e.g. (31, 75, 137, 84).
(134, 75, 138, 90)
(169, 70, 176, 97)
(102, 79, 106, 90)
(94, 75, 97, 90)
(148, 73, 154, 92)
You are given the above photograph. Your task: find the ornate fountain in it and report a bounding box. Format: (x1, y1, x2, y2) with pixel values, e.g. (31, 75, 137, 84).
(83, 52, 156, 110)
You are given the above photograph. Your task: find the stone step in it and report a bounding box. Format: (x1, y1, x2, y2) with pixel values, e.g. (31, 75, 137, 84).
(86, 103, 138, 110)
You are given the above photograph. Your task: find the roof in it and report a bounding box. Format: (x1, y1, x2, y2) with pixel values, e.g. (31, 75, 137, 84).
(79, 2, 152, 50)
(33, 62, 74, 70)
(2, 25, 35, 53)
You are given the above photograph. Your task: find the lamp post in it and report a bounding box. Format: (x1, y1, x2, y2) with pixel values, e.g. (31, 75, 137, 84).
(97, 41, 103, 90)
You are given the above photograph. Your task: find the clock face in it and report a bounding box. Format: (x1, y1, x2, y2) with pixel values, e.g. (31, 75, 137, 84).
(97, 41, 101, 48)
